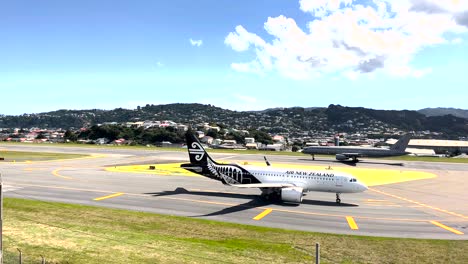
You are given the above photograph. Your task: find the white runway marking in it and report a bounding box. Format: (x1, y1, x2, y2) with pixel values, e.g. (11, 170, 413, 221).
(2, 184, 23, 193)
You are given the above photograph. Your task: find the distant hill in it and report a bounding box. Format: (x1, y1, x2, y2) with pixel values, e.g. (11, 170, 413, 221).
(419, 108, 468, 119)
(1, 104, 467, 138)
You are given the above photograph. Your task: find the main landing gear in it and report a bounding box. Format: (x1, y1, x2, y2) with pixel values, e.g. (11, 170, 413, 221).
(336, 193, 341, 204)
(311, 154, 315, 161)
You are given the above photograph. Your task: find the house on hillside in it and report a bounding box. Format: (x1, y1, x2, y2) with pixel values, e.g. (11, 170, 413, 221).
(94, 138, 109, 145)
(112, 138, 126, 145)
(200, 136, 214, 145)
(196, 131, 205, 138)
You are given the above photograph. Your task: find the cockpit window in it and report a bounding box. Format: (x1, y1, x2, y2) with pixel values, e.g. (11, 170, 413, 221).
(349, 178, 357, 182)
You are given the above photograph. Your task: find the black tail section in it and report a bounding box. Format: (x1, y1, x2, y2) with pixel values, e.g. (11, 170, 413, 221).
(180, 131, 261, 185)
(181, 131, 218, 178)
(186, 131, 211, 165)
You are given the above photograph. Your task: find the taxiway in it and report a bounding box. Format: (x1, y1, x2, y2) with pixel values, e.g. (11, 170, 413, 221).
(1, 144, 467, 239)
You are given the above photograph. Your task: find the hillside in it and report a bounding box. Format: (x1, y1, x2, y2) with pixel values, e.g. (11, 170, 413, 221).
(1, 104, 467, 138)
(419, 108, 468, 119)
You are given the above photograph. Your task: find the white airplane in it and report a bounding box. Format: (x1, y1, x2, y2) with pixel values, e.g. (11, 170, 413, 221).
(302, 134, 411, 162)
(181, 132, 368, 204)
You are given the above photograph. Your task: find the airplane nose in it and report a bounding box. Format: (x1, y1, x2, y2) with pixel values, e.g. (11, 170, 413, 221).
(361, 183, 368, 191)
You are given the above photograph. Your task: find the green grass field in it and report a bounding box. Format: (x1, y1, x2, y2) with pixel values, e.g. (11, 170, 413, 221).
(0, 150, 88, 162)
(3, 198, 467, 264)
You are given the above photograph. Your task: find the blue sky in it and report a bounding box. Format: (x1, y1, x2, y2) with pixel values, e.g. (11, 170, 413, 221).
(1, 0, 468, 115)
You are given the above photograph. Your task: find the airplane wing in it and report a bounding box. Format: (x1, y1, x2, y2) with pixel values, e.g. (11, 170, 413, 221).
(230, 183, 295, 188)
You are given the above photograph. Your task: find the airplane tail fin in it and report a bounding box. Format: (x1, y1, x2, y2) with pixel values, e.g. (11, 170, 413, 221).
(181, 131, 260, 185)
(185, 131, 213, 166)
(390, 134, 411, 152)
(181, 131, 232, 182)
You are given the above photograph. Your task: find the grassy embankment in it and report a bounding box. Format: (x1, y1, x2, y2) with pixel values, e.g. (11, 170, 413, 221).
(3, 198, 467, 264)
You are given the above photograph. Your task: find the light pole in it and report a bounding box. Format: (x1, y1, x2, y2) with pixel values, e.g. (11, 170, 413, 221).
(0, 173, 3, 264)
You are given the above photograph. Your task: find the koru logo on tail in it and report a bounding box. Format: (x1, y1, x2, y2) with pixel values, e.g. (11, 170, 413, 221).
(189, 142, 205, 161)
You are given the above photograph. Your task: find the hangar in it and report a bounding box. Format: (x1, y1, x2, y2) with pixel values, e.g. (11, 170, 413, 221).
(388, 139, 468, 155)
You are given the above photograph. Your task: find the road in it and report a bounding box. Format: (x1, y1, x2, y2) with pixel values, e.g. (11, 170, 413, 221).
(1, 144, 467, 239)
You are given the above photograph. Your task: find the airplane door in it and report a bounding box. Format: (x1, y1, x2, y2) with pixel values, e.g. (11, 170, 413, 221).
(335, 176, 344, 187)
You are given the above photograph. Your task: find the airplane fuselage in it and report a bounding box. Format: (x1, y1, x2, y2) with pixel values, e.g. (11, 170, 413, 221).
(302, 146, 408, 157)
(244, 166, 366, 193)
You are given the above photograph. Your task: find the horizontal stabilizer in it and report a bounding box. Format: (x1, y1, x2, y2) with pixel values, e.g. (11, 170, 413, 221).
(180, 164, 203, 173)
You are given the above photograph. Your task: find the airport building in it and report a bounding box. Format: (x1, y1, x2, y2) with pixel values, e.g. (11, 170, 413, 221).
(387, 139, 468, 155)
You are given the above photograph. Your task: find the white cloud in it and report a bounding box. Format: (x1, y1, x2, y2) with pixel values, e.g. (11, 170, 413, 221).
(224, 25, 265, 51)
(225, 0, 468, 80)
(189, 38, 203, 47)
(299, 0, 354, 17)
(343, 70, 359, 80)
(412, 68, 432, 78)
(452, 37, 463, 44)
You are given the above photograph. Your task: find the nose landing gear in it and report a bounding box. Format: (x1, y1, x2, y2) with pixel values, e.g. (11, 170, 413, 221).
(336, 193, 341, 204)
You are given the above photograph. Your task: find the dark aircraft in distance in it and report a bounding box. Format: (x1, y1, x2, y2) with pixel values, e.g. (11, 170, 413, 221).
(302, 134, 411, 162)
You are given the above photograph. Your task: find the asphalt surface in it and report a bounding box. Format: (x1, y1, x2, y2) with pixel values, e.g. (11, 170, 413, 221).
(1, 144, 467, 239)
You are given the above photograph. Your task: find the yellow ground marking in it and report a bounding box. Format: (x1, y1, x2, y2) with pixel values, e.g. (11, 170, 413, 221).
(13, 183, 123, 196)
(366, 204, 403, 207)
(430, 221, 464, 235)
(253, 209, 273, 220)
(346, 216, 359, 230)
(94, 192, 125, 201)
(11, 182, 468, 224)
(364, 199, 401, 207)
(24, 168, 48, 171)
(8, 154, 107, 164)
(370, 188, 468, 220)
(52, 168, 73, 180)
(107, 161, 436, 187)
(105, 163, 202, 177)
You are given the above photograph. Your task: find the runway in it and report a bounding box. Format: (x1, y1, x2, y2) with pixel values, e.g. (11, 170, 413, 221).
(1, 144, 467, 240)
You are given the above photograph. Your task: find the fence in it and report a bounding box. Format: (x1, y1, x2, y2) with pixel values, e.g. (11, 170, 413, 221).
(2, 244, 322, 264)
(3, 249, 49, 264)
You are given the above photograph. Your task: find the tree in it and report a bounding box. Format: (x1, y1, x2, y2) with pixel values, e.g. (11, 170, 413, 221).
(225, 131, 245, 144)
(138, 127, 184, 145)
(249, 130, 273, 145)
(87, 125, 121, 141)
(64, 130, 78, 142)
(206, 129, 219, 139)
(36, 133, 46, 140)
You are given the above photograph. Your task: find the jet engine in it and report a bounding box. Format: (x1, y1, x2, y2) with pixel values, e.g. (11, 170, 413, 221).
(335, 154, 349, 161)
(281, 187, 304, 203)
